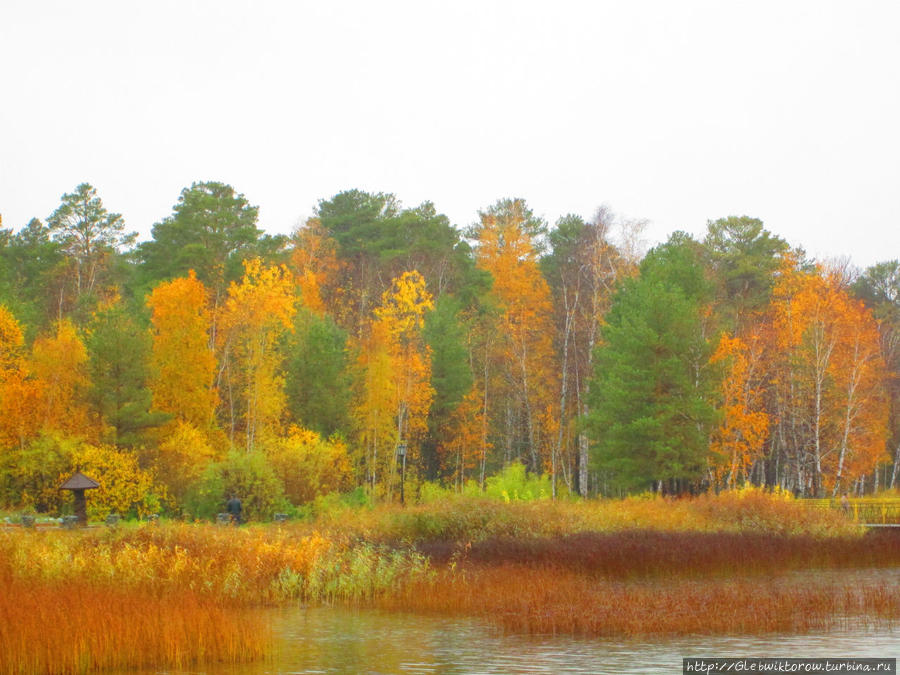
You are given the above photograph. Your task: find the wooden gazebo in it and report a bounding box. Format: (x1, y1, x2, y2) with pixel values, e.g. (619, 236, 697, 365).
(59, 472, 99, 526)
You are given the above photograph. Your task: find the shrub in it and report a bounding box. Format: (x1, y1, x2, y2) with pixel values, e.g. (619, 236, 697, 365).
(67, 443, 166, 519)
(186, 450, 288, 521)
(0, 432, 77, 513)
(482, 462, 553, 502)
(155, 421, 220, 504)
(264, 426, 353, 505)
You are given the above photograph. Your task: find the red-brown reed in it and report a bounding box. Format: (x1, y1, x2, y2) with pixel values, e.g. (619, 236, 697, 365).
(385, 529, 900, 637)
(418, 529, 900, 578)
(376, 561, 900, 636)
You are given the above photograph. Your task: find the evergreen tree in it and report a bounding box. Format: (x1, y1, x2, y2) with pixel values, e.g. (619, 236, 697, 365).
(137, 181, 279, 300)
(87, 304, 169, 447)
(585, 233, 718, 493)
(422, 295, 473, 479)
(703, 216, 788, 330)
(285, 308, 352, 438)
(47, 184, 136, 314)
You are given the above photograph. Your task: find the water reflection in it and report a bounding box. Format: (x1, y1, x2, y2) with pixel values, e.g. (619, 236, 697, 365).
(144, 605, 896, 675)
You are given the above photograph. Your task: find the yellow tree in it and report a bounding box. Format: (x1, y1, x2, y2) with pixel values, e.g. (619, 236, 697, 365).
(147, 271, 218, 429)
(474, 200, 559, 475)
(155, 421, 219, 503)
(351, 319, 397, 492)
(0, 304, 26, 376)
(265, 425, 353, 504)
(371, 270, 434, 498)
(220, 259, 296, 451)
(31, 319, 90, 437)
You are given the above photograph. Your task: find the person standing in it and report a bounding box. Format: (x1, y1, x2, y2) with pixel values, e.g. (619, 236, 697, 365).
(226, 494, 243, 525)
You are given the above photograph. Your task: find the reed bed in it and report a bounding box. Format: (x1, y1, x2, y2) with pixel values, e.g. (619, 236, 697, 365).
(419, 529, 900, 578)
(0, 524, 430, 605)
(0, 490, 891, 670)
(0, 524, 429, 673)
(0, 570, 268, 674)
(376, 562, 900, 636)
(379, 525, 900, 637)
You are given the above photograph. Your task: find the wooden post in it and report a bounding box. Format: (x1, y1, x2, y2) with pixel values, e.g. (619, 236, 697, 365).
(72, 489, 87, 525)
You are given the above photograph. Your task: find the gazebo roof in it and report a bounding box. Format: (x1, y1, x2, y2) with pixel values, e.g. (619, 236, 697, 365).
(59, 472, 100, 490)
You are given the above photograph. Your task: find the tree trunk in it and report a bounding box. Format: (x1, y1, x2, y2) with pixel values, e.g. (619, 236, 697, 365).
(891, 441, 900, 490)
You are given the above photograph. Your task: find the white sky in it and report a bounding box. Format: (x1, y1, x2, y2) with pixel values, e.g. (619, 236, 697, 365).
(1, 1, 898, 269)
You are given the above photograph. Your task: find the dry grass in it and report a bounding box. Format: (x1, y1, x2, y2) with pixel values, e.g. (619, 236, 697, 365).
(377, 561, 900, 636)
(0, 568, 268, 674)
(419, 529, 900, 578)
(0, 523, 429, 673)
(320, 487, 862, 545)
(0, 489, 892, 670)
(380, 524, 900, 638)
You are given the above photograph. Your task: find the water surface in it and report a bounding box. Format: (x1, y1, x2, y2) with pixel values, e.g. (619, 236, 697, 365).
(140, 604, 897, 675)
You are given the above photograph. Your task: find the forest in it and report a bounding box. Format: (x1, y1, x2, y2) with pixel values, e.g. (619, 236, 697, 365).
(1, 181, 898, 519)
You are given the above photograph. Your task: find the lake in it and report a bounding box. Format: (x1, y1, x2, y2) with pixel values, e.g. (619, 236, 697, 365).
(128, 604, 897, 675)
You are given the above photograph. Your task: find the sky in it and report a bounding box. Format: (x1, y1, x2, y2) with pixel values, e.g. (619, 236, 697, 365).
(1, 1, 899, 269)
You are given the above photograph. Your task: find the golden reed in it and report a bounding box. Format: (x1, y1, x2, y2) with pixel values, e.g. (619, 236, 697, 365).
(0, 572, 268, 674)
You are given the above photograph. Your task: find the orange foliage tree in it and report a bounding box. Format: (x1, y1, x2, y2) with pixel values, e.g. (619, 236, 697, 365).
(442, 386, 487, 490)
(0, 305, 42, 450)
(473, 200, 559, 475)
(289, 217, 343, 316)
(709, 333, 770, 487)
(769, 260, 889, 495)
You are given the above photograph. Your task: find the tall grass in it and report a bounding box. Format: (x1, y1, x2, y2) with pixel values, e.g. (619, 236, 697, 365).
(379, 527, 900, 637)
(0, 524, 430, 672)
(377, 562, 900, 636)
(313, 487, 861, 544)
(0, 572, 268, 674)
(0, 524, 430, 605)
(0, 488, 892, 670)
(420, 529, 900, 577)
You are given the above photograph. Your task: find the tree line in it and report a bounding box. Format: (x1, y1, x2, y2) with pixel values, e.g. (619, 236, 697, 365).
(1, 182, 898, 517)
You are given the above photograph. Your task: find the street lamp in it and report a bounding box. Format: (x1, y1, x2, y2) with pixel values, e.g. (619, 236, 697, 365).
(397, 442, 407, 505)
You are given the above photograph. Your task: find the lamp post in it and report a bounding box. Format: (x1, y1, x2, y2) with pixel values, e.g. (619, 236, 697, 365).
(397, 442, 407, 505)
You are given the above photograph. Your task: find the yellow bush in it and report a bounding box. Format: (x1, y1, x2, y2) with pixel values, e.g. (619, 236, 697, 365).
(65, 443, 167, 519)
(265, 425, 353, 505)
(156, 421, 220, 503)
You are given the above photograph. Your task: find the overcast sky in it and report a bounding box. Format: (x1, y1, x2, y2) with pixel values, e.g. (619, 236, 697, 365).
(2, 1, 898, 268)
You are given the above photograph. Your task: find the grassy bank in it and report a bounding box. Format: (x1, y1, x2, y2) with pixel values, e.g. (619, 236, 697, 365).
(1, 490, 897, 671)
(310, 486, 863, 543)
